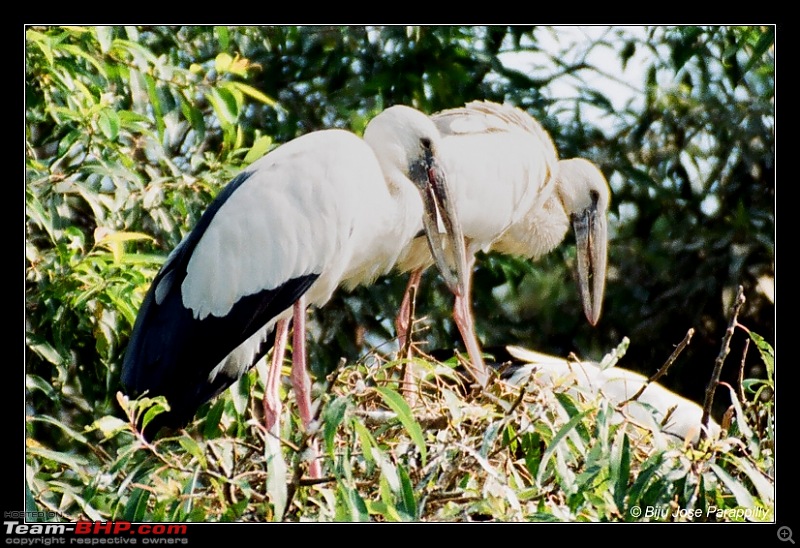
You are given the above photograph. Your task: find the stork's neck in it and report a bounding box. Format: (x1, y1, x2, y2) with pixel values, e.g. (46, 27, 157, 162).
(339, 166, 423, 291)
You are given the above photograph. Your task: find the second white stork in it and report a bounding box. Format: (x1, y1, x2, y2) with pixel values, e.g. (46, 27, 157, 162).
(502, 346, 721, 443)
(395, 101, 610, 383)
(121, 105, 470, 452)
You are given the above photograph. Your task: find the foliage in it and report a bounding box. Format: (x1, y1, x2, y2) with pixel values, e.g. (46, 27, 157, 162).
(25, 25, 774, 522)
(27, 323, 774, 522)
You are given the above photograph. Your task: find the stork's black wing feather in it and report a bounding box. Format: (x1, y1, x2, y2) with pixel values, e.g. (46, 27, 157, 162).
(121, 170, 319, 437)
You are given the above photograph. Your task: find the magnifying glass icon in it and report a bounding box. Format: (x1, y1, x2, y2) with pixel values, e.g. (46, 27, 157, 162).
(779, 526, 795, 544)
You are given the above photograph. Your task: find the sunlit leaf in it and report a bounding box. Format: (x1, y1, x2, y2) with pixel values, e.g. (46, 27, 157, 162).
(612, 432, 631, 511)
(98, 108, 120, 141)
(225, 81, 278, 107)
(748, 331, 774, 382)
(88, 416, 129, 439)
(243, 135, 273, 164)
(207, 87, 239, 126)
(710, 463, 755, 510)
(375, 386, 427, 465)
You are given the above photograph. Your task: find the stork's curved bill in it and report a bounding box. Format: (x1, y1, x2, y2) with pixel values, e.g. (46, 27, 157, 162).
(361, 104, 469, 301)
(415, 152, 469, 299)
(572, 186, 608, 326)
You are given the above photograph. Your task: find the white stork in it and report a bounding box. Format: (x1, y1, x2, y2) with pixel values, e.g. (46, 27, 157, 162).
(502, 346, 721, 443)
(395, 101, 610, 382)
(121, 105, 471, 468)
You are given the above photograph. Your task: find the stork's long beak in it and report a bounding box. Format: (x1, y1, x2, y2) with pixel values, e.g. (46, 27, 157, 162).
(417, 155, 468, 298)
(572, 202, 607, 326)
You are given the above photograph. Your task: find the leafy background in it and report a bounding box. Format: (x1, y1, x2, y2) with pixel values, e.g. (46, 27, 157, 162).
(24, 26, 774, 523)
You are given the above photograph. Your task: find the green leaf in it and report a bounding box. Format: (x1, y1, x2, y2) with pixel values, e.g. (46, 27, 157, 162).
(375, 386, 427, 465)
(97, 108, 120, 141)
(47, 481, 103, 521)
(323, 396, 349, 455)
(612, 432, 631, 512)
(110, 38, 160, 67)
(337, 483, 369, 521)
(352, 420, 377, 470)
(94, 230, 154, 263)
(89, 416, 129, 439)
(215, 26, 230, 50)
(741, 27, 774, 77)
(203, 399, 225, 438)
(265, 434, 288, 521)
(143, 74, 165, 137)
(29, 415, 89, 444)
(598, 337, 630, 370)
(722, 454, 774, 508)
(243, 135, 273, 164)
(27, 446, 89, 469)
(26, 373, 59, 399)
(26, 28, 55, 65)
(140, 398, 170, 432)
(215, 52, 233, 73)
(94, 26, 113, 53)
(554, 392, 590, 444)
(58, 44, 107, 77)
(397, 464, 418, 519)
(710, 463, 755, 509)
(123, 488, 151, 522)
(179, 96, 206, 140)
(225, 81, 278, 107)
(536, 408, 591, 485)
(627, 451, 664, 507)
(748, 331, 774, 383)
(25, 481, 41, 519)
(720, 383, 755, 450)
(179, 436, 207, 469)
(207, 87, 239, 127)
(231, 373, 250, 417)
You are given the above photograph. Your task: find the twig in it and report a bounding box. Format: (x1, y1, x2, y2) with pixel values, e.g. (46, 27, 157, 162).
(738, 337, 750, 405)
(701, 285, 746, 440)
(620, 328, 694, 406)
(284, 428, 336, 507)
(252, 417, 301, 453)
(504, 369, 537, 416)
(659, 405, 678, 430)
(322, 357, 347, 407)
(425, 490, 479, 504)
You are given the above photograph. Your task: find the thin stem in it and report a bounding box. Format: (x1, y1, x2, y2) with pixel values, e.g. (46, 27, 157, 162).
(701, 285, 746, 440)
(620, 328, 694, 406)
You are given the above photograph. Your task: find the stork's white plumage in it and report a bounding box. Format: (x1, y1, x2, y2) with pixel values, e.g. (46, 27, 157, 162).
(503, 346, 721, 443)
(121, 106, 470, 466)
(395, 101, 610, 380)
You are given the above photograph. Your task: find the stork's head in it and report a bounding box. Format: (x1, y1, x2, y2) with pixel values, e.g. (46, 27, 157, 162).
(556, 158, 611, 326)
(364, 105, 469, 297)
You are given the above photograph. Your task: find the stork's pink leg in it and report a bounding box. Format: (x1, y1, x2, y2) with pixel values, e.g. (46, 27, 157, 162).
(452, 260, 489, 388)
(397, 268, 424, 401)
(397, 268, 424, 356)
(264, 318, 290, 434)
(290, 295, 322, 479)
